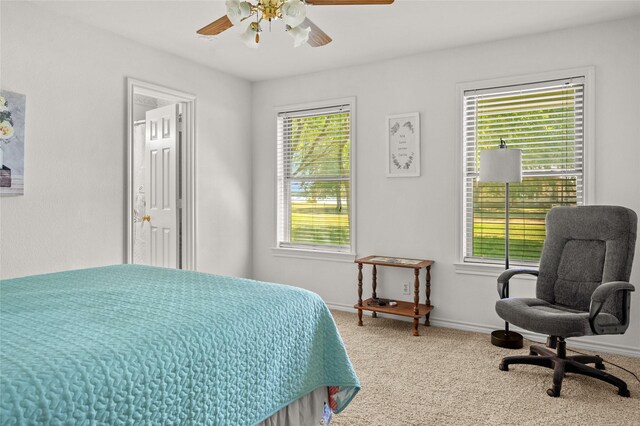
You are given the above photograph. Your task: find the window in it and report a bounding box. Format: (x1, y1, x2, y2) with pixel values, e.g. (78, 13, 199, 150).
(462, 77, 585, 265)
(276, 100, 354, 254)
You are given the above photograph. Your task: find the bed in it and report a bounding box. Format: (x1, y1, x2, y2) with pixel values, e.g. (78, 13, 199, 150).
(0, 265, 359, 425)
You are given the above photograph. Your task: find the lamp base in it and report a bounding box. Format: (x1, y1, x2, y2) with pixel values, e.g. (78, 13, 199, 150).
(491, 329, 523, 349)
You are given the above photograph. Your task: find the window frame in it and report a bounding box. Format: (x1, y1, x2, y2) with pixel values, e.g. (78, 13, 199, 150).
(273, 97, 357, 261)
(455, 68, 594, 274)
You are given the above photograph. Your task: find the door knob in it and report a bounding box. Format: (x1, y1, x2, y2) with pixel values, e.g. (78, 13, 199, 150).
(142, 215, 151, 222)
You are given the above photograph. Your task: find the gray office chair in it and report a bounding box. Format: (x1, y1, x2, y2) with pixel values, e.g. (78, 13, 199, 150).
(495, 205, 636, 397)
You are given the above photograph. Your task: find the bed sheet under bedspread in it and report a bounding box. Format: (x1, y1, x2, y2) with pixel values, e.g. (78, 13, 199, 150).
(0, 265, 359, 425)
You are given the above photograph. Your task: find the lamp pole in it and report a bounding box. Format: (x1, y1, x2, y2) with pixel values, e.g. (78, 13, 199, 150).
(503, 181, 512, 336)
(505, 181, 510, 270)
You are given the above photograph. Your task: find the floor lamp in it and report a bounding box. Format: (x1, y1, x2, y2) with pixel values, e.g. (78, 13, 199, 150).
(480, 139, 524, 349)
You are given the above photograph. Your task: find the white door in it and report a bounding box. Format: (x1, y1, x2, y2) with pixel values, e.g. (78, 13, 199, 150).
(144, 104, 179, 268)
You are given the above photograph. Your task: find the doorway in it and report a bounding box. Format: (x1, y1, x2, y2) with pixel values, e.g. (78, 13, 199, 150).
(126, 79, 196, 270)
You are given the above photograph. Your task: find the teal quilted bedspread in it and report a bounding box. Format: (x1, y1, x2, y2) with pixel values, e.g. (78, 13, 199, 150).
(0, 265, 359, 424)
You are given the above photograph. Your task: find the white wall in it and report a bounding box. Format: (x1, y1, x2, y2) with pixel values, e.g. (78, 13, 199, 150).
(251, 17, 640, 355)
(0, 2, 253, 279)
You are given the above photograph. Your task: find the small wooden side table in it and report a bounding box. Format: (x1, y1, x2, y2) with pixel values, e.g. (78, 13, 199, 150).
(354, 255, 434, 336)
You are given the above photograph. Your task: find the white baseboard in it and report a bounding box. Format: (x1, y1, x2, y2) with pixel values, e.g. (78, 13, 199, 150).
(326, 302, 640, 358)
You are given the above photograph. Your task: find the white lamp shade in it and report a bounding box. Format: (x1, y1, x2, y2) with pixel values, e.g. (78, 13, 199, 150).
(226, 0, 252, 26)
(288, 25, 311, 47)
(240, 24, 259, 48)
(479, 148, 522, 183)
(281, 0, 307, 28)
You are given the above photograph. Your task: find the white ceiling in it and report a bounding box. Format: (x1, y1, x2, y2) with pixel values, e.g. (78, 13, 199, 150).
(32, 0, 640, 82)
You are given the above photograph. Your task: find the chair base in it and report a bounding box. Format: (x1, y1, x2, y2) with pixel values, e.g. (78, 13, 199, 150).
(491, 329, 524, 349)
(499, 341, 631, 398)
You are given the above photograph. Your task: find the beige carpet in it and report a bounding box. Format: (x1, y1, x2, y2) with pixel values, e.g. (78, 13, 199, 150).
(330, 310, 640, 426)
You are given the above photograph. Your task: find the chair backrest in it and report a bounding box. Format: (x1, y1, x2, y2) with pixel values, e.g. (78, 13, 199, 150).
(537, 206, 637, 320)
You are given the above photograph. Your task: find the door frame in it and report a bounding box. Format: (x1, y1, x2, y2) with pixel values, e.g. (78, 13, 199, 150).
(126, 78, 197, 270)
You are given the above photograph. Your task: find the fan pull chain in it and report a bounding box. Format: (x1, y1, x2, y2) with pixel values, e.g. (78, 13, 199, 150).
(256, 12, 260, 43)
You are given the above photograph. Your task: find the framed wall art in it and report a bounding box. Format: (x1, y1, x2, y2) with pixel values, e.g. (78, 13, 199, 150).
(386, 112, 420, 177)
(1, 90, 26, 196)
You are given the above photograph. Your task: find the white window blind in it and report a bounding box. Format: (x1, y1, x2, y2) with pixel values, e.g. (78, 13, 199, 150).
(277, 102, 353, 252)
(463, 77, 585, 264)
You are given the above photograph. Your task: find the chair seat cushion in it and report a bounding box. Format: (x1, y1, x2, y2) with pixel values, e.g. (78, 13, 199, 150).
(495, 298, 618, 338)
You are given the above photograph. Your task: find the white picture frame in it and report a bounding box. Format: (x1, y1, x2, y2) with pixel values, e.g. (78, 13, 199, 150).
(386, 112, 420, 177)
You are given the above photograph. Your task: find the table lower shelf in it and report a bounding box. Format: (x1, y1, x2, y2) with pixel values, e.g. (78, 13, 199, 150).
(354, 298, 433, 318)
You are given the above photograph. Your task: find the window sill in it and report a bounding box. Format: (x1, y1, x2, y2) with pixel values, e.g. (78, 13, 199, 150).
(454, 262, 538, 280)
(271, 247, 356, 263)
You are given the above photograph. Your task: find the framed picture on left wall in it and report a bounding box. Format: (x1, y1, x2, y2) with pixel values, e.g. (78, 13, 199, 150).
(0, 90, 26, 196)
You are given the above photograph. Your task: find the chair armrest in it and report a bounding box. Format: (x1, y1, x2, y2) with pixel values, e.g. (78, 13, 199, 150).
(497, 268, 539, 299)
(591, 281, 635, 303)
(589, 281, 635, 335)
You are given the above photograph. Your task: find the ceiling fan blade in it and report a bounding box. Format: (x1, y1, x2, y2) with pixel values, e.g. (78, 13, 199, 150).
(305, 0, 394, 5)
(196, 15, 233, 36)
(302, 18, 332, 47)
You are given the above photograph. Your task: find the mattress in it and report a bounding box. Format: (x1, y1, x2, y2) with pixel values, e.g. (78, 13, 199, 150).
(0, 265, 359, 425)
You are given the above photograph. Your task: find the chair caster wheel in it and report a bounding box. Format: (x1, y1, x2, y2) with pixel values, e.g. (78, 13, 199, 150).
(595, 362, 606, 370)
(546, 388, 560, 397)
(618, 389, 630, 398)
(499, 362, 508, 371)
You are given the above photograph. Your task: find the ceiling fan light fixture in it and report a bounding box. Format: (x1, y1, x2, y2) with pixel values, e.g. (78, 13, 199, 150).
(199, 0, 395, 47)
(226, 0, 252, 26)
(288, 24, 311, 47)
(241, 22, 261, 48)
(281, 0, 307, 28)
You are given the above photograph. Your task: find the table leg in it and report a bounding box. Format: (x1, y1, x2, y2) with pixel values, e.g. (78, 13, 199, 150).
(425, 265, 431, 326)
(357, 263, 363, 326)
(413, 268, 420, 336)
(371, 264, 377, 318)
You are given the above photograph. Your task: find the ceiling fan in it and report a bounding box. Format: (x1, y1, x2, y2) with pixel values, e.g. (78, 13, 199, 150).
(197, 0, 395, 48)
